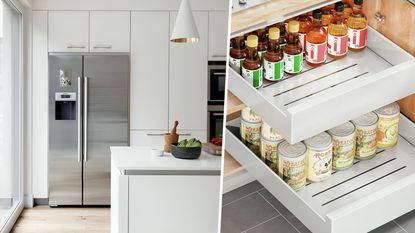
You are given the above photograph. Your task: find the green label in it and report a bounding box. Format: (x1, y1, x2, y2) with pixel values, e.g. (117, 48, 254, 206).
(229, 57, 244, 74)
(284, 52, 303, 73)
(264, 59, 284, 81)
(242, 67, 263, 89)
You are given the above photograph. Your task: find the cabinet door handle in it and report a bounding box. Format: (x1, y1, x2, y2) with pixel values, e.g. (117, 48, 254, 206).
(67, 45, 86, 49)
(93, 45, 112, 49)
(146, 133, 167, 136)
(178, 133, 191, 136)
(212, 55, 227, 58)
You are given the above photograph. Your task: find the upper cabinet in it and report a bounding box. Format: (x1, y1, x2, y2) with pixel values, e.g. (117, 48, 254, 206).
(90, 11, 131, 52)
(169, 11, 208, 130)
(49, 11, 131, 52)
(208, 11, 228, 60)
(48, 11, 89, 52)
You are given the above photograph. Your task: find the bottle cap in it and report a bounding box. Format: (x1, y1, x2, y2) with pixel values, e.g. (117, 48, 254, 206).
(354, 0, 363, 5)
(268, 27, 280, 40)
(287, 21, 299, 33)
(313, 9, 322, 19)
(334, 2, 344, 12)
(246, 35, 258, 47)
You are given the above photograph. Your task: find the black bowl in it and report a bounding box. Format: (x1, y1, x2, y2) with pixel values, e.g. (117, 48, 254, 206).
(171, 145, 201, 159)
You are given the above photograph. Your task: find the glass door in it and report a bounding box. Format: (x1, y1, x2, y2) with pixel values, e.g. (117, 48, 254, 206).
(0, 0, 22, 231)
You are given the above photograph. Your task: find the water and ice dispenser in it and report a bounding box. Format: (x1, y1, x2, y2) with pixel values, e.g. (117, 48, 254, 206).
(55, 92, 76, 120)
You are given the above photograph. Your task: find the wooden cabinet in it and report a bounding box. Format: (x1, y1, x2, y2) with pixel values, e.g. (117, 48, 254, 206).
(128, 175, 220, 233)
(48, 11, 89, 52)
(208, 11, 229, 60)
(169, 11, 208, 130)
(130, 12, 169, 130)
(90, 11, 131, 52)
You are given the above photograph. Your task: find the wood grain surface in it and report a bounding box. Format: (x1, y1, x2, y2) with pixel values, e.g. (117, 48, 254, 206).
(226, 91, 245, 122)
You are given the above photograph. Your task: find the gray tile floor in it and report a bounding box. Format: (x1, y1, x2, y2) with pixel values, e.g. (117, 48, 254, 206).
(221, 181, 415, 233)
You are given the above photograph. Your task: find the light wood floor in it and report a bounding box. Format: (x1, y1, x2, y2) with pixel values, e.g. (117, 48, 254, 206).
(11, 206, 110, 233)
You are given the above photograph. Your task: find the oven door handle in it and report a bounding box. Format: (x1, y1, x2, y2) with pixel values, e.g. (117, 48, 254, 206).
(213, 72, 226, 76)
(212, 112, 224, 116)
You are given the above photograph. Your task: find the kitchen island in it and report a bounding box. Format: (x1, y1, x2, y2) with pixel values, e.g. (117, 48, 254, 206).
(110, 146, 222, 233)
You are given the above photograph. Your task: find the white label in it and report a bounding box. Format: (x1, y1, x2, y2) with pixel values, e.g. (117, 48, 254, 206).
(264, 59, 284, 81)
(348, 27, 367, 49)
(306, 41, 327, 64)
(229, 57, 244, 74)
(327, 34, 348, 56)
(242, 67, 263, 89)
(284, 52, 303, 73)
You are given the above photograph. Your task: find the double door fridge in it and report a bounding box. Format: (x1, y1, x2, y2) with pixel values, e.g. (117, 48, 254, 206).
(49, 55, 129, 206)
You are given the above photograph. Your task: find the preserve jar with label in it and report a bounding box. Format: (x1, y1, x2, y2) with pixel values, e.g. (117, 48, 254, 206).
(375, 102, 400, 148)
(306, 9, 327, 67)
(298, 14, 312, 55)
(260, 121, 284, 168)
(264, 27, 284, 81)
(352, 112, 378, 160)
(240, 107, 262, 154)
(328, 122, 356, 170)
(347, 0, 367, 51)
(304, 132, 333, 182)
(242, 35, 263, 88)
(284, 21, 303, 74)
(328, 2, 348, 59)
(229, 36, 246, 75)
(278, 141, 307, 191)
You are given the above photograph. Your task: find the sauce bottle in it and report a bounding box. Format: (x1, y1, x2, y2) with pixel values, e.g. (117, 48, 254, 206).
(284, 21, 303, 74)
(242, 35, 263, 89)
(347, 0, 367, 51)
(229, 36, 246, 74)
(264, 27, 284, 81)
(343, 1, 353, 19)
(257, 28, 267, 64)
(277, 22, 287, 50)
(298, 14, 312, 54)
(322, 6, 333, 32)
(327, 2, 348, 59)
(306, 9, 327, 67)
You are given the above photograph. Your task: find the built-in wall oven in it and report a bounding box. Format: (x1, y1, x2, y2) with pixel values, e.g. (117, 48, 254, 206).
(208, 61, 225, 140)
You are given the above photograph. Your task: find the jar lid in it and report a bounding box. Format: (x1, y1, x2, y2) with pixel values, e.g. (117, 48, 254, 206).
(304, 132, 332, 150)
(246, 35, 258, 48)
(374, 102, 400, 116)
(278, 140, 306, 158)
(241, 107, 262, 123)
(352, 112, 378, 126)
(287, 21, 299, 33)
(268, 27, 280, 40)
(328, 121, 355, 137)
(261, 121, 284, 141)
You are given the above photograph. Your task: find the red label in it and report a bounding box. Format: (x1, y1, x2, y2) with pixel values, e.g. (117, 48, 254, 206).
(306, 41, 327, 64)
(327, 34, 348, 56)
(348, 27, 367, 49)
(299, 33, 306, 53)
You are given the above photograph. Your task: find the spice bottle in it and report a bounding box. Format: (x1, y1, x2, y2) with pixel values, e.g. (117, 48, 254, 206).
(229, 36, 246, 74)
(277, 22, 287, 50)
(322, 6, 333, 32)
(347, 0, 367, 51)
(343, 1, 353, 19)
(328, 2, 348, 59)
(242, 35, 263, 89)
(284, 21, 303, 74)
(298, 14, 312, 54)
(257, 28, 267, 64)
(264, 27, 284, 81)
(306, 9, 327, 67)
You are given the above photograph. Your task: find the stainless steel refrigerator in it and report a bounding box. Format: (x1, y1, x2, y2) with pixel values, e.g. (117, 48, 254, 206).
(48, 54, 129, 206)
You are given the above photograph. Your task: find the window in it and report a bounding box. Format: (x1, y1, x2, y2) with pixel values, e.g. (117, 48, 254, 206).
(0, 0, 22, 231)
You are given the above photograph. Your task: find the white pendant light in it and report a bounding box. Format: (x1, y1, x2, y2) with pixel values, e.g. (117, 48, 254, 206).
(170, 0, 199, 43)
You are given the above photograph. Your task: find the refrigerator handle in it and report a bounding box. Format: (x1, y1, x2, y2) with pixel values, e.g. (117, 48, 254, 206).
(77, 77, 83, 163)
(83, 77, 88, 162)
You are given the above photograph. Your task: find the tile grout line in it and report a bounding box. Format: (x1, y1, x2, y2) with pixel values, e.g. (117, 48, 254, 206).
(393, 220, 409, 233)
(222, 187, 265, 207)
(241, 215, 281, 233)
(257, 191, 302, 233)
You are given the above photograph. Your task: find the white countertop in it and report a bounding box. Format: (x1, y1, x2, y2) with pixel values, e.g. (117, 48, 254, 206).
(111, 146, 222, 173)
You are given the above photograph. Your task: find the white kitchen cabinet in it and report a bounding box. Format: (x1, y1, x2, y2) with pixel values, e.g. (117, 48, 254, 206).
(48, 11, 89, 52)
(208, 11, 228, 60)
(90, 11, 130, 52)
(130, 12, 169, 130)
(176, 130, 207, 143)
(128, 175, 220, 233)
(169, 12, 208, 130)
(130, 130, 167, 147)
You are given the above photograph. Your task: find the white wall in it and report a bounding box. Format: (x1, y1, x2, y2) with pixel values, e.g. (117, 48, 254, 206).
(32, 0, 228, 11)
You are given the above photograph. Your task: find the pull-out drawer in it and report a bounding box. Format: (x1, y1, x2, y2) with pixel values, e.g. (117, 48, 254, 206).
(228, 27, 415, 144)
(225, 115, 415, 233)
